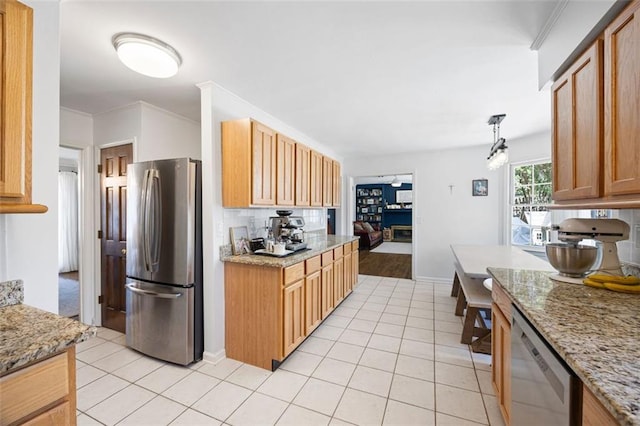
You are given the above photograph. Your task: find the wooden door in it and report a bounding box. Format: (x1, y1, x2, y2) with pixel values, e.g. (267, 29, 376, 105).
(322, 156, 333, 207)
(252, 122, 276, 205)
(283, 279, 305, 357)
(332, 160, 341, 207)
(100, 144, 132, 332)
(0, 0, 32, 204)
(604, 1, 640, 196)
(321, 264, 334, 319)
(310, 150, 323, 206)
(551, 40, 603, 201)
(276, 134, 295, 206)
(295, 143, 311, 206)
(305, 271, 322, 334)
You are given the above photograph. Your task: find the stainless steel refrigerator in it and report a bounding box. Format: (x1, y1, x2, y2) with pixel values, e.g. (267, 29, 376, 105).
(125, 158, 203, 365)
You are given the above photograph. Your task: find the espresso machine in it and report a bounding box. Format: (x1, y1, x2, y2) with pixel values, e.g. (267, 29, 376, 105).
(269, 210, 308, 252)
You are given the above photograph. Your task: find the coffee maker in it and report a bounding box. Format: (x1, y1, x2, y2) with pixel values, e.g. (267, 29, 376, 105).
(269, 210, 307, 252)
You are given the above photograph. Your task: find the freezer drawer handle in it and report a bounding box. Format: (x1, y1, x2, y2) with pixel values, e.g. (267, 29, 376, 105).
(126, 283, 182, 299)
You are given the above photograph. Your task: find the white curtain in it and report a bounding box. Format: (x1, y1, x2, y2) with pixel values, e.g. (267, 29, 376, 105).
(58, 171, 79, 273)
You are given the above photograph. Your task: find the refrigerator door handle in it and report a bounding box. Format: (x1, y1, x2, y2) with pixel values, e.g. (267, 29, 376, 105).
(142, 169, 152, 271)
(126, 283, 182, 299)
(142, 168, 162, 272)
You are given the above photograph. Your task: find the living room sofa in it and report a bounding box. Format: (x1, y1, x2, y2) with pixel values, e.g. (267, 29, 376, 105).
(353, 221, 383, 249)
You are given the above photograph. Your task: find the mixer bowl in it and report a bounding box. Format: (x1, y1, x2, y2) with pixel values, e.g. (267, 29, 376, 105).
(546, 243, 598, 277)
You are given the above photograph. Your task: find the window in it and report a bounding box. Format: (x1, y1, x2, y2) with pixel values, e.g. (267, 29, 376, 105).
(511, 161, 552, 248)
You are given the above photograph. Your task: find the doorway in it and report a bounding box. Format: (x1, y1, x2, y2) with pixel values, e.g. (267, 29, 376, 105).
(58, 147, 81, 318)
(354, 174, 414, 279)
(99, 143, 133, 332)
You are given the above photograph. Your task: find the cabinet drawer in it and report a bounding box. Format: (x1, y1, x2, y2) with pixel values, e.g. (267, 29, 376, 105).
(0, 352, 69, 425)
(306, 255, 321, 274)
(351, 240, 359, 251)
(321, 250, 334, 266)
(343, 243, 352, 254)
(492, 282, 512, 319)
(334, 245, 343, 259)
(284, 263, 305, 285)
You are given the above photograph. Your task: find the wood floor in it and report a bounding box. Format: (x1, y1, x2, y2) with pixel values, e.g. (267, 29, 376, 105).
(358, 250, 412, 279)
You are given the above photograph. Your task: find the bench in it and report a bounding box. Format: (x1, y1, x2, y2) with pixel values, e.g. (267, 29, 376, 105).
(452, 261, 492, 354)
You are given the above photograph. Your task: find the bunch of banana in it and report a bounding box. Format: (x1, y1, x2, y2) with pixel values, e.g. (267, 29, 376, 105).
(583, 273, 640, 293)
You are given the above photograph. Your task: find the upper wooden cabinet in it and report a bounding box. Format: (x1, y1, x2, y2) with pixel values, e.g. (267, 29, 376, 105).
(322, 155, 333, 207)
(604, 0, 640, 197)
(0, 0, 46, 213)
(551, 0, 640, 208)
(551, 40, 604, 201)
(310, 149, 323, 207)
(295, 143, 310, 206)
(332, 160, 341, 207)
(276, 134, 295, 206)
(222, 118, 276, 207)
(222, 118, 341, 208)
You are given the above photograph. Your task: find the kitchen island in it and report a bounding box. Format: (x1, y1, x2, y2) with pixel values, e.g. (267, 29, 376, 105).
(222, 235, 359, 370)
(0, 280, 96, 425)
(488, 267, 640, 426)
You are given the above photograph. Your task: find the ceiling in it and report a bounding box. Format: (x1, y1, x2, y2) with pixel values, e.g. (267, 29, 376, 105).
(60, 1, 559, 158)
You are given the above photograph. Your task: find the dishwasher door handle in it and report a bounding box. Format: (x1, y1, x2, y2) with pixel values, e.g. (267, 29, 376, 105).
(126, 283, 182, 299)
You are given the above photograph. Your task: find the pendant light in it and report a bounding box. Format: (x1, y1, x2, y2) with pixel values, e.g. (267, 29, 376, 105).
(112, 33, 182, 78)
(487, 114, 508, 170)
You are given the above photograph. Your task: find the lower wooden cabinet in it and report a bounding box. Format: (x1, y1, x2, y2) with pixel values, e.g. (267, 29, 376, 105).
(0, 348, 77, 426)
(582, 384, 618, 426)
(344, 250, 353, 296)
(225, 244, 359, 370)
(491, 286, 512, 426)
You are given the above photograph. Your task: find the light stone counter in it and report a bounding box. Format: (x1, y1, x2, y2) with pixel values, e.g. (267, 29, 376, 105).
(488, 267, 640, 426)
(0, 280, 96, 375)
(222, 235, 359, 268)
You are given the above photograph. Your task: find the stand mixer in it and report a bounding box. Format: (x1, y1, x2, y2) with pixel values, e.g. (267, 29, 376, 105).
(547, 218, 630, 283)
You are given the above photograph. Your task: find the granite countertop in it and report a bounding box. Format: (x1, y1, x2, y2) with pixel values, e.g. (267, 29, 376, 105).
(222, 235, 359, 267)
(488, 267, 640, 426)
(0, 280, 96, 375)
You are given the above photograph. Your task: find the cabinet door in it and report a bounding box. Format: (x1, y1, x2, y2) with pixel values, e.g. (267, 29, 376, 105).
(283, 279, 305, 357)
(276, 134, 295, 206)
(491, 303, 511, 425)
(305, 271, 322, 334)
(0, 0, 32, 203)
(352, 250, 359, 288)
(344, 252, 352, 296)
(322, 156, 333, 207)
(22, 401, 71, 426)
(310, 150, 323, 206)
(251, 122, 276, 205)
(551, 40, 603, 201)
(332, 160, 341, 207)
(321, 264, 334, 319)
(334, 257, 344, 305)
(582, 384, 618, 426)
(295, 143, 311, 206)
(604, 1, 640, 196)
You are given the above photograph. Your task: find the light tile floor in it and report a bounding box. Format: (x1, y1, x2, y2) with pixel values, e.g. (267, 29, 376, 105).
(76, 275, 506, 426)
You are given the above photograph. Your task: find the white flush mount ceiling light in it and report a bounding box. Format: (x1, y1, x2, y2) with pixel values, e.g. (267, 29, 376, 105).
(112, 33, 182, 78)
(487, 114, 508, 170)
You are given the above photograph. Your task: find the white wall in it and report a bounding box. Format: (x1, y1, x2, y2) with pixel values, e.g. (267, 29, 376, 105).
(61, 107, 93, 148)
(0, 1, 60, 312)
(139, 102, 201, 161)
(344, 130, 552, 282)
(198, 82, 340, 360)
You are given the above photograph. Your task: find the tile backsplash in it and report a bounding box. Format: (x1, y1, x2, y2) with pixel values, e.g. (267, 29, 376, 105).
(223, 208, 327, 244)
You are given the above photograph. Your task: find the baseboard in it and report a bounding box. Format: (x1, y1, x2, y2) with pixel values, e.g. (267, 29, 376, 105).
(202, 349, 226, 364)
(415, 276, 451, 284)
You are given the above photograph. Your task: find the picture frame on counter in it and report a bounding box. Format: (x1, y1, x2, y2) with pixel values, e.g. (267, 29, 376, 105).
(230, 226, 250, 255)
(472, 179, 488, 196)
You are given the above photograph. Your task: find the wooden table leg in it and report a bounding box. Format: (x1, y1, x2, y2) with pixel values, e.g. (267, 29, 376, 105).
(454, 289, 467, 317)
(451, 272, 460, 297)
(460, 306, 478, 344)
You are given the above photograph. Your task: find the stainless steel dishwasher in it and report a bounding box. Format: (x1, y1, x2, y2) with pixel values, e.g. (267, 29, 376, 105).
(511, 307, 580, 426)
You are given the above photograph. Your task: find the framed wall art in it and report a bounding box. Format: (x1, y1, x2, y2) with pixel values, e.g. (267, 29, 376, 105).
(472, 179, 488, 196)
